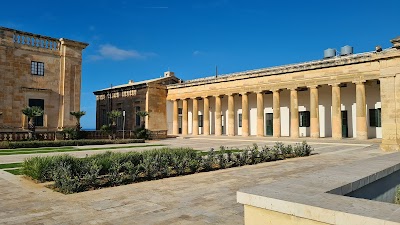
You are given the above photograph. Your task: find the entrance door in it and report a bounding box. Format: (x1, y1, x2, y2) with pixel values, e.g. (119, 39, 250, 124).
(178, 116, 182, 134)
(341, 111, 348, 138)
(265, 113, 273, 136)
(221, 115, 225, 135)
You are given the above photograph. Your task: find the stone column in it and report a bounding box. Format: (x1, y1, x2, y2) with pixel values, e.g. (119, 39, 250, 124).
(331, 84, 342, 139)
(192, 98, 198, 136)
(241, 92, 249, 137)
(257, 91, 264, 137)
(380, 76, 398, 151)
(215, 95, 222, 136)
(309, 86, 320, 138)
(355, 81, 368, 140)
(203, 96, 210, 135)
(273, 90, 281, 137)
(182, 98, 188, 135)
(172, 99, 179, 135)
(290, 88, 299, 138)
(228, 94, 235, 136)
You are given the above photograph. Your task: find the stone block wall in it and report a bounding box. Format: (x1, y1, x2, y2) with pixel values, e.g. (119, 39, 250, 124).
(0, 27, 88, 131)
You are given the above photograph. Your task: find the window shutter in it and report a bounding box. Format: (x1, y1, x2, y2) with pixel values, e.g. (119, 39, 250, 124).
(376, 108, 381, 127)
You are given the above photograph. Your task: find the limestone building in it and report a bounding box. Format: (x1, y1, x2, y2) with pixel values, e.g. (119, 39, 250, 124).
(93, 71, 179, 131)
(0, 27, 88, 132)
(166, 36, 400, 151)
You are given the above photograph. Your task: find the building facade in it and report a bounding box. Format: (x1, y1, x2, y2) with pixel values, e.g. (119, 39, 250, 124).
(94, 71, 179, 131)
(166, 36, 400, 151)
(0, 27, 88, 132)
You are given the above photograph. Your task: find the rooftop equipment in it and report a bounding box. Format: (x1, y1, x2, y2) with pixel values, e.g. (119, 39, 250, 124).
(340, 45, 353, 56)
(324, 48, 336, 59)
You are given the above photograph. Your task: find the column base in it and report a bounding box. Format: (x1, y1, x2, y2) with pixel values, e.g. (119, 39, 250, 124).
(381, 141, 400, 152)
(242, 133, 249, 137)
(310, 133, 320, 138)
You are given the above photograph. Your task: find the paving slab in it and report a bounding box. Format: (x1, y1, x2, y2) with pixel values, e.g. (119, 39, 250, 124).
(0, 137, 389, 224)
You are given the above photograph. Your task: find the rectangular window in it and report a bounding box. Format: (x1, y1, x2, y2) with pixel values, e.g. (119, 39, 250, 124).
(28, 99, 44, 126)
(238, 113, 242, 127)
(369, 108, 381, 127)
(135, 106, 141, 126)
(198, 115, 203, 127)
(31, 61, 44, 76)
(299, 111, 310, 127)
(178, 108, 182, 114)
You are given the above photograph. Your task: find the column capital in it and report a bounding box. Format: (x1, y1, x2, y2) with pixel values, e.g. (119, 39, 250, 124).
(271, 89, 281, 93)
(352, 80, 366, 85)
(201, 95, 210, 99)
(308, 85, 319, 89)
(239, 92, 249, 96)
(288, 87, 298, 91)
(329, 83, 340, 87)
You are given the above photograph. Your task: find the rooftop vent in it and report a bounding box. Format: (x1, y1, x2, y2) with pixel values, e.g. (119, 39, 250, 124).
(324, 48, 336, 59)
(128, 80, 134, 84)
(340, 45, 353, 56)
(164, 71, 175, 77)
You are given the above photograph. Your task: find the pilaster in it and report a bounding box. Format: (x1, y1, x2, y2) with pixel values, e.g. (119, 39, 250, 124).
(241, 92, 249, 137)
(273, 90, 281, 137)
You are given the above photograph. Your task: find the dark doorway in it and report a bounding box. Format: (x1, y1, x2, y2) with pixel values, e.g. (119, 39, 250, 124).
(178, 116, 182, 134)
(341, 110, 348, 138)
(265, 113, 273, 136)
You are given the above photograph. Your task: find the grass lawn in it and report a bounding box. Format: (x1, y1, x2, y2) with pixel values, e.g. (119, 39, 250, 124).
(0, 144, 166, 156)
(0, 162, 23, 169)
(0, 162, 23, 175)
(4, 168, 22, 175)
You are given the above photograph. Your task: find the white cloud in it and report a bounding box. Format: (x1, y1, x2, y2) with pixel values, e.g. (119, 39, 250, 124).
(193, 50, 201, 56)
(88, 44, 156, 61)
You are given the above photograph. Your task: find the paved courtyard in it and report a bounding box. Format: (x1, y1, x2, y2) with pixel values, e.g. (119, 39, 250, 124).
(0, 137, 390, 224)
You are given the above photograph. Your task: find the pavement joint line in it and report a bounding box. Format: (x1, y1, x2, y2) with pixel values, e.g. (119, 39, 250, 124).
(187, 137, 372, 147)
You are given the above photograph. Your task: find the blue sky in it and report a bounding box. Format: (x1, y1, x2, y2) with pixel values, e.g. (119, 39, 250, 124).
(2, 0, 400, 129)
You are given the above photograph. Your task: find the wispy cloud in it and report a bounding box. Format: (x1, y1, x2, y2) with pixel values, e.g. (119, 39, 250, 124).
(88, 44, 156, 61)
(193, 50, 202, 56)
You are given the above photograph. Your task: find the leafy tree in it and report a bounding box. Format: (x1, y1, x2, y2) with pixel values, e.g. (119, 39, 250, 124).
(22, 106, 44, 140)
(107, 110, 122, 139)
(136, 111, 149, 128)
(70, 111, 86, 132)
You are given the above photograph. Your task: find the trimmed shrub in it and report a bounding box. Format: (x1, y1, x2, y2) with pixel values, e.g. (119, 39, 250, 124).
(395, 187, 400, 205)
(22, 142, 313, 194)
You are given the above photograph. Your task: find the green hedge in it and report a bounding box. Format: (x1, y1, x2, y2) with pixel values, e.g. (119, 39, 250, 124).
(22, 141, 313, 194)
(0, 139, 144, 149)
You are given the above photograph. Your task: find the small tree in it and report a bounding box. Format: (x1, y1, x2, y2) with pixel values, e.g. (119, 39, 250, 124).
(70, 111, 86, 132)
(22, 106, 44, 140)
(136, 111, 149, 128)
(70, 111, 86, 139)
(107, 110, 122, 139)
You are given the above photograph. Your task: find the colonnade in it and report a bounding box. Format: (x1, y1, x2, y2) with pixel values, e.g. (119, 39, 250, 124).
(172, 82, 369, 140)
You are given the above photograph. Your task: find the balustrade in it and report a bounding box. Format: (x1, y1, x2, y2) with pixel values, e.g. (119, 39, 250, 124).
(12, 32, 60, 51)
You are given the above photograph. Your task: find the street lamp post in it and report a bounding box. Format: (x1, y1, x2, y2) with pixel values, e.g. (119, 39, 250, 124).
(122, 110, 126, 139)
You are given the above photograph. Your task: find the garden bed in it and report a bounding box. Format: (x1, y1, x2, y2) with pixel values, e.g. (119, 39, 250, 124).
(21, 141, 313, 194)
(0, 139, 144, 149)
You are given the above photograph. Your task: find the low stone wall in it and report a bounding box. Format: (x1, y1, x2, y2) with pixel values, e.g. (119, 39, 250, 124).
(0, 131, 56, 141)
(149, 130, 167, 139)
(0, 130, 137, 141)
